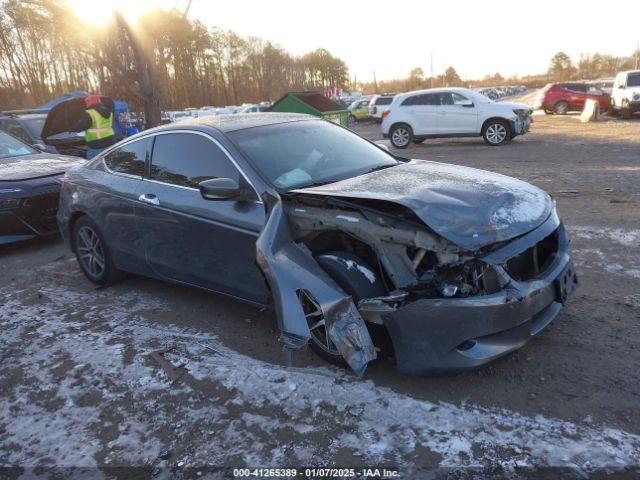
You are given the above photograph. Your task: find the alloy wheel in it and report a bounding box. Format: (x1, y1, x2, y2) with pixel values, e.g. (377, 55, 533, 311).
(76, 226, 106, 278)
(555, 102, 568, 114)
(486, 123, 507, 144)
(391, 127, 410, 147)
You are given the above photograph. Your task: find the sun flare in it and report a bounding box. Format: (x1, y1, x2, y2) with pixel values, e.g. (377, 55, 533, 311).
(65, 0, 162, 27)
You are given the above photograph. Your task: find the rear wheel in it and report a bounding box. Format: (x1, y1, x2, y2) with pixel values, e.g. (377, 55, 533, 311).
(73, 216, 122, 286)
(306, 252, 387, 366)
(554, 100, 569, 115)
(621, 100, 632, 119)
(543, 108, 554, 115)
(389, 124, 413, 149)
(482, 120, 510, 146)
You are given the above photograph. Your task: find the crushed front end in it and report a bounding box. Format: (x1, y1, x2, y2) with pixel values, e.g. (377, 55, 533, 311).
(285, 194, 577, 375)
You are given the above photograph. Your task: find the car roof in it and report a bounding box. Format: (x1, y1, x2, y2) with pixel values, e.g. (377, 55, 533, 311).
(395, 87, 474, 98)
(154, 112, 316, 133)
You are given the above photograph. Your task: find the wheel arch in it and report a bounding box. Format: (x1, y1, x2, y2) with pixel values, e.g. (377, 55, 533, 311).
(481, 116, 513, 137)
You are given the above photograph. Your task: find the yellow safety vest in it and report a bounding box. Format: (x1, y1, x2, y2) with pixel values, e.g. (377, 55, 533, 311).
(85, 108, 114, 142)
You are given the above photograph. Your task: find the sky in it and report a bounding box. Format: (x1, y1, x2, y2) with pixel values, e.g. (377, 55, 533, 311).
(184, 0, 640, 82)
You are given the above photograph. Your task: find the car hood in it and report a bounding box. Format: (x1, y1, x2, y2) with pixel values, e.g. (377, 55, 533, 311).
(497, 101, 531, 110)
(0, 153, 84, 181)
(294, 160, 553, 251)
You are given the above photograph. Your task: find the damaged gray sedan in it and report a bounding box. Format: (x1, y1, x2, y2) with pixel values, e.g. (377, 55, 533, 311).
(57, 113, 578, 376)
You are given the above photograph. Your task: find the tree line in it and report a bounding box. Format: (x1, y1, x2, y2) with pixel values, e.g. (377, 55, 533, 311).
(0, 0, 349, 126)
(547, 51, 640, 82)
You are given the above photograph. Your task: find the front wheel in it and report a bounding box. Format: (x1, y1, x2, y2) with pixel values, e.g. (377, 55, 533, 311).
(554, 101, 569, 115)
(306, 252, 387, 366)
(389, 124, 413, 149)
(73, 216, 122, 286)
(482, 120, 510, 146)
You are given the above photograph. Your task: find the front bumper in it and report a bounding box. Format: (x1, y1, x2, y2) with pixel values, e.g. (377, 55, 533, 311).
(0, 181, 61, 245)
(511, 116, 531, 136)
(370, 221, 577, 375)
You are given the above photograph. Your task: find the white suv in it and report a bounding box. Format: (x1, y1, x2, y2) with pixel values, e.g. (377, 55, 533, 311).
(381, 88, 532, 148)
(611, 70, 640, 118)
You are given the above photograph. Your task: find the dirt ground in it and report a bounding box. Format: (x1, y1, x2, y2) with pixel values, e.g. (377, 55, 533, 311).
(1, 106, 639, 478)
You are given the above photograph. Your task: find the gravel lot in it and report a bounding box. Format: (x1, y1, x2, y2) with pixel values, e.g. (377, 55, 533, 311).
(1, 110, 639, 478)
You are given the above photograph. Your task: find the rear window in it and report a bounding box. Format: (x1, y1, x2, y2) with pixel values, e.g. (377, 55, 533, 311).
(627, 73, 640, 87)
(375, 97, 393, 106)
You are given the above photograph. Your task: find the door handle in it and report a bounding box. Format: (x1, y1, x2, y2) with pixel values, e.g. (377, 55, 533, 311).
(138, 193, 160, 206)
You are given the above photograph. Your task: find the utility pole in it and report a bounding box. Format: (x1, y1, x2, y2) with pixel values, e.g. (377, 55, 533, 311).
(373, 70, 378, 93)
(430, 53, 434, 88)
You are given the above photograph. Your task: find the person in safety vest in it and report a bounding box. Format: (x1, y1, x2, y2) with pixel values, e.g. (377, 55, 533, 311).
(75, 95, 116, 159)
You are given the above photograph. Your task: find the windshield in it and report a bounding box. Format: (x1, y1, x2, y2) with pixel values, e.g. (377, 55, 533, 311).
(0, 130, 37, 159)
(20, 116, 46, 139)
(230, 120, 399, 190)
(628, 73, 640, 87)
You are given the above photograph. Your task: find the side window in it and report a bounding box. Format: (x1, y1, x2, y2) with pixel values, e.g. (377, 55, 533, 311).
(451, 93, 470, 105)
(401, 94, 438, 106)
(104, 137, 151, 176)
(438, 93, 454, 105)
(1, 120, 30, 144)
(567, 84, 587, 93)
(150, 133, 239, 188)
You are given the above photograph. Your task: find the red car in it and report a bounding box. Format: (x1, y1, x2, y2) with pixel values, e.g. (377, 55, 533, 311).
(536, 83, 610, 115)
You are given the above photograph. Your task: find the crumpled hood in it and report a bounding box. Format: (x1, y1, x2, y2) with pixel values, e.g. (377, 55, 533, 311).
(295, 160, 553, 250)
(0, 153, 84, 181)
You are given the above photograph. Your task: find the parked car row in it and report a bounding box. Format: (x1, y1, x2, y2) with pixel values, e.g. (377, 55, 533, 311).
(475, 85, 527, 101)
(160, 102, 273, 124)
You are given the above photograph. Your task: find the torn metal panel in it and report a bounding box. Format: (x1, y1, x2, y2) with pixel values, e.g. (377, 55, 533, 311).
(255, 193, 376, 375)
(285, 203, 455, 289)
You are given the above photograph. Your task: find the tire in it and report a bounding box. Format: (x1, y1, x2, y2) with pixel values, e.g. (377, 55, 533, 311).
(482, 119, 510, 146)
(389, 124, 413, 149)
(543, 109, 554, 115)
(72, 216, 122, 287)
(348, 114, 356, 127)
(621, 101, 631, 119)
(553, 101, 569, 115)
(305, 252, 387, 366)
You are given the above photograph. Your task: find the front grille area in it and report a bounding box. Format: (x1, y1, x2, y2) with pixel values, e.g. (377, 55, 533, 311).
(18, 188, 60, 235)
(505, 229, 559, 281)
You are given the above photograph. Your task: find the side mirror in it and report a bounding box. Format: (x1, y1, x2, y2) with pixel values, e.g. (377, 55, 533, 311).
(199, 177, 244, 200)
(460, 100, 474, 108)
(33, 143, 47, 152)
(374, 142, 390, 152)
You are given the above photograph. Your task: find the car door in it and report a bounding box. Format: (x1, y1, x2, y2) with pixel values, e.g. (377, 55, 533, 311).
(565, 84, 587, 109)
(354, 100, 370, 119)
(401, 93, 439, 135)
(134, 131, 269, 304)
(98, 136, 153, 274)
(437, 92, 478, 134)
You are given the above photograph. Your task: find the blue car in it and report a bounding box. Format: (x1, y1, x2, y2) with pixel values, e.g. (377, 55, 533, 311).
(57, 113, 577, 376)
